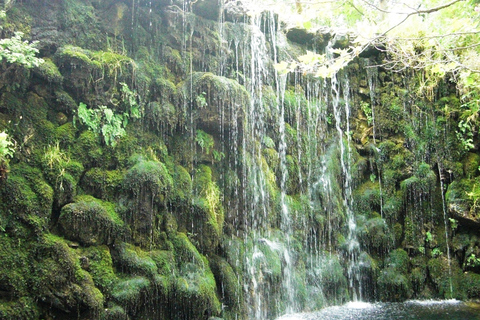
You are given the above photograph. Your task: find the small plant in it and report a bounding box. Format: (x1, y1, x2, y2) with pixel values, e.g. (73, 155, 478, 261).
(0, 131, 14, 162)
(0, 131, 14, 180)
(75, 102, 129, 147)
(456, 119, 475, 151)
(44, 142, 69, 169)
(0, 32, 44, 68)
(425, 231, 433, 243)
(212, 150, 225, 162)
(361, 101, 373, 125)
(196, 91, 208, 108)
(466, 253, 480, 268)
(195, 129, 214, 155)
(449, 218, 458, 233)
(431, 248, 442, 258)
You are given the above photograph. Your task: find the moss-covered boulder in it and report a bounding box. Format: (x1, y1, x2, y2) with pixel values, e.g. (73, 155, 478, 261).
(377, 249, 412, 301)
(446, 177, 480, 227)
(58, 195, 125, 246)
(122, 158, 173, 246)
(0, 164, 53, 233)
(34, 234, 104, 316)
(179, 72, 249, 134)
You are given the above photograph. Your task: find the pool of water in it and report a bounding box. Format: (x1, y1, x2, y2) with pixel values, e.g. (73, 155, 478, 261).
(276, 300, 480, 320)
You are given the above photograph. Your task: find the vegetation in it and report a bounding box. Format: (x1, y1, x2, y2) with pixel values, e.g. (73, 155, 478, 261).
(1, 0, 480, 319)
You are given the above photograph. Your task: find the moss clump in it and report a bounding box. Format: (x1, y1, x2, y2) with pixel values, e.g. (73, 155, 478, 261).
(377, 249, 412, 301)
(82, 167, 125, 200)
(0, 165, 53, 233)
(82, 245, 118, 296)
(427, 257, 465, 299)
(463, 152, 480, 179)
(186, 164, 224, 253)
(358, 216, 393, 258)
(123, 158, 173, 202)
(34, 233, 104, 314)
(209, 255, 242, 313)
(320, 255, 348, 304)
(73, 130, 104, 167)
(354, 181, 381, 215)
(112, 276, 150, 307)
(58, 195, 125, 245)
(33, 58, 63, 85)
(0, 297, 40, 320)
(115, 243, 158, 277)
(168, 164, 192, 206)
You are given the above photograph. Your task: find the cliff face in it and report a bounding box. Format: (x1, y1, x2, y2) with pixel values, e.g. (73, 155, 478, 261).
(1, 1, 480, 319)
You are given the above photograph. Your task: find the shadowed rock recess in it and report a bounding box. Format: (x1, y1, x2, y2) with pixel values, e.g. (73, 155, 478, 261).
(1, 0, 480, 319)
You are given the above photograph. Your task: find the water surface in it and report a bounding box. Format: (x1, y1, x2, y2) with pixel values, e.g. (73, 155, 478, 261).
(276, 300, 480, 320)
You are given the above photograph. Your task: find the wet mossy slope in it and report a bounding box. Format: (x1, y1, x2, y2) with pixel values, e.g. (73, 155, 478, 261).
(0, 1, 480, 320)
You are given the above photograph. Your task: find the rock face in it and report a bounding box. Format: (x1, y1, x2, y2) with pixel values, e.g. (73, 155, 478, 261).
(1, 0, 480, 320)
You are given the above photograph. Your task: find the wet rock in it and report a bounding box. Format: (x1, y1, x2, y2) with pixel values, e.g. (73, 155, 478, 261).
(58, 195, 125, 246)
(192, 0, 220, 21)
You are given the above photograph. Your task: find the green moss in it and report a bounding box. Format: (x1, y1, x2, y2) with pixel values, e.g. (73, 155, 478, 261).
(116, 243, 158, 277)
(0, 165, 53, 233)
(33, 58, 63, 85)
(58, 195, 124, 245)
(169, 164, 192, 205)
(112, 276, 150, 306)
(83, 245, 118, 296)
(55, 122, 77, 145)
(463, 153, 480, 179)
(0, 297, 40, 320)
(427, 257, 465, 299)
(82, 167, 125, 200)
(377, 268, 412, 301)
(150, 250, 175, 276)
(209, 255, 242, 312)
(354, 181, 381, 215)
(171, 232, 205, 268)
(358, 216, 393, 257)
(73, 130, 104, 167)
(123, 158, 173, 202)
(320, 255, 348, 304)
(35, 233, 104, 313)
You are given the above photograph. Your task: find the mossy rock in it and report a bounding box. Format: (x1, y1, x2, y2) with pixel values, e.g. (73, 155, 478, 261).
(82, 245, 118, 296)
(34, 233, 104, 315)
(123, 158, 173, 202)
(58, 195, 125, 245)
(446, 177, 480, 227)
(357, 216, 393, 257)
(377, 267, 412, 301)
(320, 255, 348, 304)
(115, 243, 158, 277)
(209, 255, 242, 313)
(82, 167, 125, 200)
(33, 57, 63, 85)
(179, 72, 249, 133)
(0, 165, 53, 232)
(168, 164, 192, 206)
(464, 272, 480, 299)
(112, 276, 150, 309)
(122, 158, 173, 245)
(0, 297, 40, 320)
(463, 152, 480, 179)
(0, 234, 33, 299)
(73, 130, 104, 167)
(427, 256, 465, 299)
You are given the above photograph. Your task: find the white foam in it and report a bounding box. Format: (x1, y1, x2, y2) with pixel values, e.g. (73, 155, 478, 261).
(344, 301, 376, 309)
(406, 299, 462, 306)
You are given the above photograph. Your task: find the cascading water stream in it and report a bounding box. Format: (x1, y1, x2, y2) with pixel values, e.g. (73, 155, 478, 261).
(438, 164, 454, 297)
(330, 41, 361, 301)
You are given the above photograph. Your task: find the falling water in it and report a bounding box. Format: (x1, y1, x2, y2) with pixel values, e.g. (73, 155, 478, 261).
(438, 164, 454, 297)
(330, 42, 361, 301)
